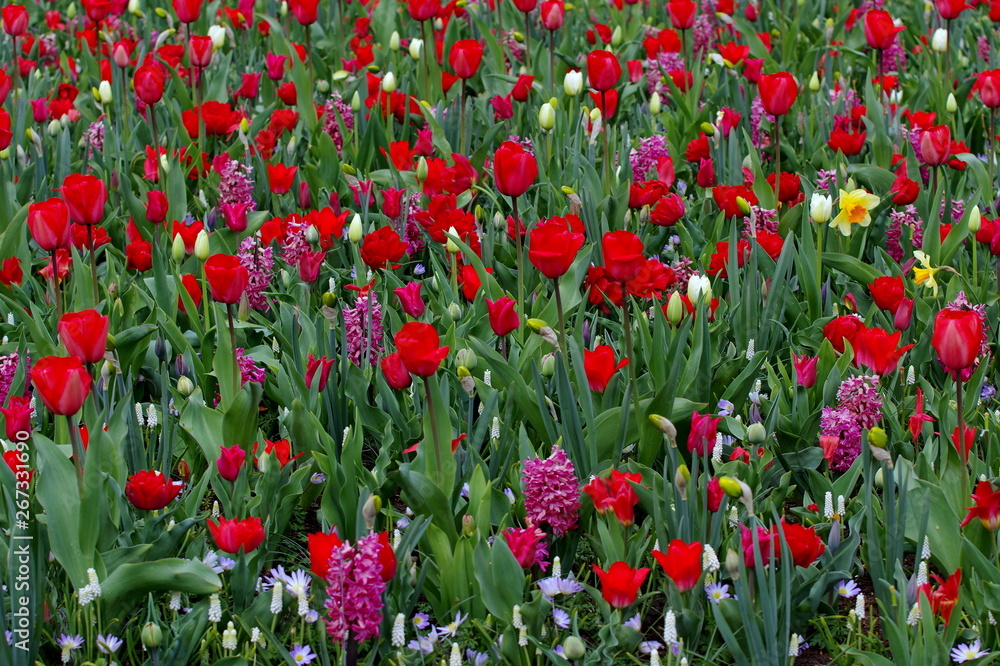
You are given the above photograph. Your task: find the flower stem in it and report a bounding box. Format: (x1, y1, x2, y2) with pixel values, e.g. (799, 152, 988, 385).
(621, 291, 641, 427)
(68, 415, 85, 494)
(553, 276, 566, 352)
(512, 196, 524, 322)
(87, 225, 99, 306)
(227, 304, 239, 392)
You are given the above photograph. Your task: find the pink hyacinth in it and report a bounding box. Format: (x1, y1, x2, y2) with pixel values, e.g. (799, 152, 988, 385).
(522, 446, 580, 538)
(322, 92, 355, 156)
(237, 236, 274, 312)
(236, 348, 266, 385)
(343, 292, 384, 367)
(213, 156, 256, 208)
(324, 532, 387, 645)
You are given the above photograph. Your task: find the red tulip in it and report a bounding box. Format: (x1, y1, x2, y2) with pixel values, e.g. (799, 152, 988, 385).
(952, 425, 976, 464)
(961, 481, 1000, 530)
(908, 388, 935, 442)
(863, 10, 904, 50)
(592, 561, 650, 608)
(380, 352, 413, 390)
(60, 174, 107, 226)
(171, 0, 203, 23)
(3, 450, 30, 483)
(125, 469, 184, 510)
(308, 530, 343, 578)
(1, 5, 28, 36)
(406, 0, 440, 21)
(652, 540, 703, 592)
(792, 354, 817, 388)
(602, 231, 646, 283)
(528, 221, 584, 279)
(449, 39, 483, 79)
(894, 297, 914, 331)
(918, 569, 961, 625)
(305, 354, 335, 391)
(376, 531, 397, 582)
(493, 141, 538, 197)
(394, 322, 449, 376)
(777, 520, 825, 567)
(31, 356, 92, 416)
(267, 163, 297, 195)
(216, 444, 246, 482)
(512, 0, 537, 12)
(688, 411, 722, 456)
(253, 438, 303, 469)
(297, 249, 325, 283)
(394, 282, 426, 318)
(0, 108, 10, 151)
(932, 308, 983, 379)
(757, 72, 798, 116)
(976, 70, 1000, 108)
(919, 125, 952, 166)
(540, 0, 564, 30)
(27, 198, 71, 251)
(586, 50, 622, 92)
(667, 0, 696, 29)
(58, 309, 110, 364)
(504, 527, 546, 569)
(0, 256, 21, 287)
(583, 345, 628, 392)
(823, 315, 864, 354)
(288, 0, 320, 24)
(1, 396, 31, 442)
(207, 516, 265, 554)
(146, 190, 169, 224)
(868, 275, 904, 313)
(937, 0, 970, 19)
(188, 35, 214, 69)
(204, 254, 249, 304)
(361, 226, 407, 270)
(485, 297, 520, 336)
(826, 128, 867, 156)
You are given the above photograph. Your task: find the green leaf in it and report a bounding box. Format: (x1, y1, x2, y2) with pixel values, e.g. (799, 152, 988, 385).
(100, 559, 222, 604)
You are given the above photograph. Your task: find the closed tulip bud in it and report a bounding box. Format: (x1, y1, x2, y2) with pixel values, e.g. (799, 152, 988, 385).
(177, 376, 195, 395)
(0, 148, 7, 160)
(946, 92, 957, 113)
(448, 302, 462, 320)
(434, 17, 444, 29)
(382, 72, 396, 92)
(462, 514, 476, 536)
(648, 414, 677, 446)
(492, 212, 505, 229)
(867, 426, 887, 448)
(564, 70, 583, 96)
(718, 476, 743, 498)
(611, 26, 622, 46)
(701, 121, 716, 136)
(746, 422, 767, 443)
(322, 292, 337, 307)
(736, 196, 751, 215)
(874, 467, 885, 488)
(209, 25, 226, 48)
(47, 120, 61, 136)
(305, 224, 320, 244)
(141, 623, 163, 648)
(589, 107, 602, 122)
(171, 234, 186, 262)
(316, 79, 330, 92)
(539, 103, 555, 130)
(351, 90, 361, 111)
(445, 227, 460, 253)
(513, 31, 524, 42)
(649, 92, 661, 115)
(725, 549, 741, 579)
(563, 637, 586, 659)
(367, 64, 381, 73)
(362, 494, 381, 529)
(416, 157, 428, 181)
(675, 464, 690, 495)
(160, 154, 170, 173)
(456, 348, 477, 369)
(191, 231, 209, 261)
(541, 352, 556, 376)
(67, 3, 77, 18)
(809, 192, 832, 223)
(410, 38, 423, 60)
(238, 293, 250, 320)
(280, 0, 288, 15)
(932, 28, 948, 52)
(99, 80, 113, 104)
(665, 291, 684, 324)
(969, 205, 981, 232)
(687, 274, 712, 303)
(808, 71, 820, 91)
(348, 214, 363, 242)
(91, 86, 101, 102)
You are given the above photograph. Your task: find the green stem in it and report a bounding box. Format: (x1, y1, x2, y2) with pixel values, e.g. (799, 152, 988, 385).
(460, 79, 466, 155)
(88, 225, 99, 306)
(621, 292, 641, 426)
(553, 276, 566, 352)
(227, 304, 239, 391)
(424, 378, 443, 484)
(50, 249, 63, 318)
(68, 415, 85, 494)
(512, 196, 524, 322)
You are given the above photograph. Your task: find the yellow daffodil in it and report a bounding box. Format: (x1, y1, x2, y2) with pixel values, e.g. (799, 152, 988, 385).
(912, 250, 942, 297)
(830, 188, 881, 236)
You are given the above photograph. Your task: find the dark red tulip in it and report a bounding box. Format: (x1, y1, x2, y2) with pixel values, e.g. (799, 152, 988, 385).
(486, 297, 520, 336)
(583, 345, 628, 392)
(204, 254, 249, 304)
(394, 282, 426, 318)
(823, 315, 864, 354)
(134, 62, 166, 105)
(792, 354, 817, 388)
(493, 141, 538, 198)
(0, 108, 10, 151)
(31, 355, 92, 416)
(758, 72, 798, 116)
(380, 352, 413, 390)
(58, 310, 110, 364)
(28, 198, 71, 251)
(0, 396, 31, 442)
(125, 470, 184, 510)
(592, 561, 649, 608)
(512, 0, 537, 12)
(652, 540, 702, 592)
(61, 174, 107, 226)
(449, 40, 483, 79)
(253, 438, 303, 469)
(602, 231, 646, 283)
(394, 322, 449, 377)
(863, 10, 904, 50)
(267, 163, 297, 195)
(932, 308, 983, 380)
(688, 411, 722, 456)
(309, 531, 344, 578)
(361, 226, 407, 270)
(376, 531, 397, 582)
(894, 297, 914, 331)
(587, 49, 622, 92)
(288, 0, 320, 24)
(868, 275, 904, 313)
(207, 516, 265, 553)
(216, 444, 246, 482)
(407, 0, 440, 21)
(305, 354, 335, 391)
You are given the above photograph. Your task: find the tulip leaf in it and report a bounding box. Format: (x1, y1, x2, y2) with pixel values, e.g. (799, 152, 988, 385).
(100, 558, 222, 604)
(34, 434, 89, 589)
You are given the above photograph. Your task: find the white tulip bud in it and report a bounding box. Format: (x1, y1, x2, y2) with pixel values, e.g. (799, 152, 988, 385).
(687, 274, 712, 304)
(538, 103, 555, 131)
(931, 28, 948, 53)
(409, 38, 423, 60)
(390, 31, 400, 51)
(563, 70, 583, 96)
(99, 80, 113, 104)
(348, 214, 363, 242)
(382, 72, 396, 92)
(649, 92, 661, 115)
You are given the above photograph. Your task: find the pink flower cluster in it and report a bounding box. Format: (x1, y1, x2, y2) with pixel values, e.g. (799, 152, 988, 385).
(521, 446, 580, 538)
(344, 292, 384, 367)
(324, 532, 387, 644)
(820, 375, 882, 472)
